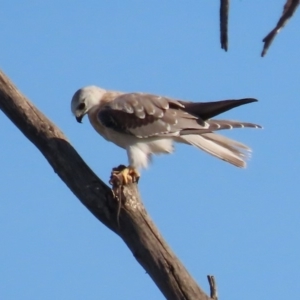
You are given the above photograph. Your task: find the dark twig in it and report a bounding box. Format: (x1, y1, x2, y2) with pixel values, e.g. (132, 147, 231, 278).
(261, 0, 300, 57)
(207, 275, 218, 300)
(220, 0, 229, 51)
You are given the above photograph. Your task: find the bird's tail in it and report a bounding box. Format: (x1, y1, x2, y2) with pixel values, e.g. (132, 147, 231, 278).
(178, 133, 252, 168)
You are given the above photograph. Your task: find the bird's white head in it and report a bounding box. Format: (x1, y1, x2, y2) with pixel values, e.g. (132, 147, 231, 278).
(71, 85, 106, 123)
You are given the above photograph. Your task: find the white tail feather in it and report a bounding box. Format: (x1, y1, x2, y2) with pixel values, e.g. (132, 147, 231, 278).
(179, 134, 251, 167)
(201, 133, 250, 150)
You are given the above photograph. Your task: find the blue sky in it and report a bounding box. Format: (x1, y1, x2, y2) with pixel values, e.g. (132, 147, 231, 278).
(1, 1, 299, 299)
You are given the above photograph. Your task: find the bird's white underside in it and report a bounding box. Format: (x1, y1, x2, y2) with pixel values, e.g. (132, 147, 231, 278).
(127, 138, 174, 169)
(91, 123, 175, 169)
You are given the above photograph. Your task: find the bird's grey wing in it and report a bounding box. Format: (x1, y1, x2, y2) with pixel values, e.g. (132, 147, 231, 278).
(98, 93, 261, 139)
(97, 93, 202, 138)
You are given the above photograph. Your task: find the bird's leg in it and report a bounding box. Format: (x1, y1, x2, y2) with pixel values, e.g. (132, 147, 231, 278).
(110, 165, 140, 185)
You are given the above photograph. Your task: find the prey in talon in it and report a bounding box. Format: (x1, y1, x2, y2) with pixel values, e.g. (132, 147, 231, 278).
(110, 165, 140, 186)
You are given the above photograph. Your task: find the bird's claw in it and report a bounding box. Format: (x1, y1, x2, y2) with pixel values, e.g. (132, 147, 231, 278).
(109, 165, 140, 186)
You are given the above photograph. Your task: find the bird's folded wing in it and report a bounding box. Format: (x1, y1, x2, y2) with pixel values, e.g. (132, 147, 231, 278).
(97, 93, 203, 138)
(97, 93, 261, 139)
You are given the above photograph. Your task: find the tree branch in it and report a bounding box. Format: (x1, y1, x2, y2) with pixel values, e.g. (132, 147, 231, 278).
(261, 0, 300, 56)
(207, 275, 218, 300)
(220, 0, 229, 51)
(0, 70, 212, 299)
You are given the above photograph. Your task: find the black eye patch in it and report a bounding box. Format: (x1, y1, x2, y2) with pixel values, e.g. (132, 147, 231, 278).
(77, 103, 86, 110)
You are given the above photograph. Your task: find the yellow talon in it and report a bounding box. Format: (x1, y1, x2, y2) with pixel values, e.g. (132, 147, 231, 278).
(110, 165, 140, 185)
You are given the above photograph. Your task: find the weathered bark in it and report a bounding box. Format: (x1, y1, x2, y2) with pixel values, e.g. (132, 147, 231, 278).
(0, 70, 214, 300)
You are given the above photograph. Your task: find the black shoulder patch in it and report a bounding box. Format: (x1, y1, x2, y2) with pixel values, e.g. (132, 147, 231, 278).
(98, 109, 132, 135)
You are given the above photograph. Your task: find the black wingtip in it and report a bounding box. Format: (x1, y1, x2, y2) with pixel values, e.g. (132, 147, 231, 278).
(182, 98, 259, 120)
(240, 98, 258, 104)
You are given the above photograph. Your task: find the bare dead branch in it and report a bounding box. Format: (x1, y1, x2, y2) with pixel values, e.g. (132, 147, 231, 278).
(0, 70, 213, 299)
(207, 275, 218, 300)
(220, 0, 229, 51)
(261, 0, 300, 57)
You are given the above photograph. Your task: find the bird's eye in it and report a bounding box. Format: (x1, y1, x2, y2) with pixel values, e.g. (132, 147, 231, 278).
(77, 103, 86, 110)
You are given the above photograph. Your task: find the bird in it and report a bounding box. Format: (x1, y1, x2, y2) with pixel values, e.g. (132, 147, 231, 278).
(71, 86, 261, 184)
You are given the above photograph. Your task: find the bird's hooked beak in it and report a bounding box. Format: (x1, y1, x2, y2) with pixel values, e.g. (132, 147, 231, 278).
(76, 115, 83, 123)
